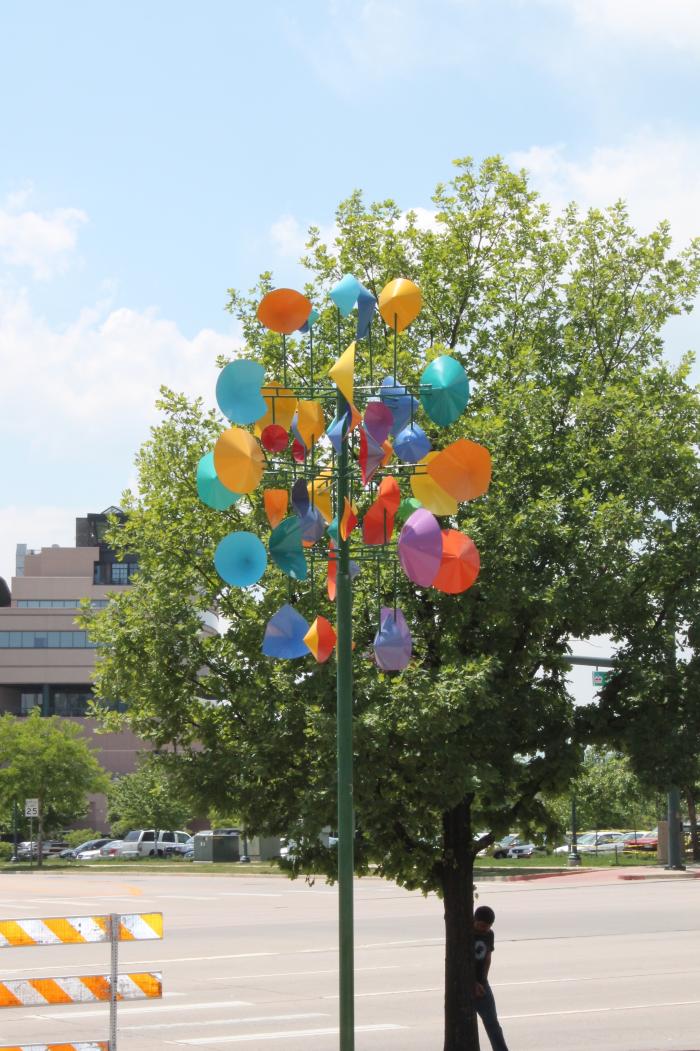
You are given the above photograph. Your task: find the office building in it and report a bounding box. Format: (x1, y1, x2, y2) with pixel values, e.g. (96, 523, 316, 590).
(0, 509, 144, 829)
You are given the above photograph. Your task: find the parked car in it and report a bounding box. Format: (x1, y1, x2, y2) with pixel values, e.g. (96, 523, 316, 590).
(553, 832, 598, 855)
(61, 837, 111, 860)
(108, 829, 192, 858)
(99, 840, 125, 857)
(74, 838, 113, 860)
(16, 839, 68, 860)
(490, 834, 521, 859)
(624, 828, 658, 852)
(622, 830, 651, 849)
(162, 832, 194, 856)
(577, 831, 629, 854)
(506, 842, 546, 859)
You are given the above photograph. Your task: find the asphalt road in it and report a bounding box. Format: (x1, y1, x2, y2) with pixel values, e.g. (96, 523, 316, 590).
(0, 866, 698, 1050)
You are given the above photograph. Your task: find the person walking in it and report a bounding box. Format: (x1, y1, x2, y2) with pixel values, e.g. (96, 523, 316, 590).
(474, 904, 510, 1051)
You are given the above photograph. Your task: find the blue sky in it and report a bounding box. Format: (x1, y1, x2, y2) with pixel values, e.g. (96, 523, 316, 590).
(1, 1, 699, 693)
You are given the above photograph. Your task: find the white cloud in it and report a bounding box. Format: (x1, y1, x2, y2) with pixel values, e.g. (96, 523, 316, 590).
(283, 0, 472, 95)
(398, 207, 442, 233)
(0, 286, 239, 590)
(560, 0, 700, 55)
(509, 132, 700, 242)
(0, 287, 235, 439)
(269, 214, 339, 260)
(0, 194, 87, 279)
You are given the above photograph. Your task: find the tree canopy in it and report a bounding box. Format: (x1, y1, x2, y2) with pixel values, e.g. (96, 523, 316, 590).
(107, 756, 195, 836)
(0, 710, 109, 862)
(543, 747, 661, 834)
(84, 157, 700, 1049)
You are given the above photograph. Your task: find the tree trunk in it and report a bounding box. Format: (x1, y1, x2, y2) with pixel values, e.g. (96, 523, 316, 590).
(442, 794, 480, 1051)
(685, 788, 699, 862)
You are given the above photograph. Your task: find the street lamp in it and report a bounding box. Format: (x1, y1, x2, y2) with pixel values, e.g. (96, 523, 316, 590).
(568, 792, 581, 867)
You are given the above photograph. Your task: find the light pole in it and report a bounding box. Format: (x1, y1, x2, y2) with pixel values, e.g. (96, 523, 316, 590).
(568, 792, 581, 867)
(665, 785, 685, 871)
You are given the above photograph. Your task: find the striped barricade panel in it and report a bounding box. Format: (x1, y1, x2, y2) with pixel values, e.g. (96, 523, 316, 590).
(0, 1043, 109, 1050)
(0, 971, 162, 1008)
(0, 913, 163, 948)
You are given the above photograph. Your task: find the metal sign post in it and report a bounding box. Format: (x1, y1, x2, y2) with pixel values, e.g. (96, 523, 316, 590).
(110, 914, 119, 1051)
(24, 799, 39, 870)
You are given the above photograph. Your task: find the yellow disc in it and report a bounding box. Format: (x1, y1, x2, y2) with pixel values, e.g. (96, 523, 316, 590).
(308, 470, 333, 522)
(297, 400, 326, 448)
(254, 383, 297, 435)
(410, 452, 458, 515)
(378, 278, 422, 333)
(214, 427, 265, 494)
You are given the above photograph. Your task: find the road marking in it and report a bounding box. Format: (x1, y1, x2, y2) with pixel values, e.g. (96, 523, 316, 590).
(502, 998, 700, 1019)
(217, 893, 283, 898)
(171, 1023, 405, 1044)
(213, 965, 400, 981)
(499, 967, 700, 987)
(123, 1012, 327, 1031)
(324, 986, 439, 999)
(36, 998, 251, 1019)
(130, 952, 279, 966)
(157, 896, 219, 902)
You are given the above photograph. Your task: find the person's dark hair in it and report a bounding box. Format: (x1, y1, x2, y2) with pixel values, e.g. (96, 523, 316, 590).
(474, 905, 495, 924)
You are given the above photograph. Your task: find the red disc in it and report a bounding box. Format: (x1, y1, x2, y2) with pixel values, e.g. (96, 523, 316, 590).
(261, 424, 288, 452)
(291, 438, 306, 463)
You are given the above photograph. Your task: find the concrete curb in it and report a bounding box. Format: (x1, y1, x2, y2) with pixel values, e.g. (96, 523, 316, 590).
(506, 864, 700, 883)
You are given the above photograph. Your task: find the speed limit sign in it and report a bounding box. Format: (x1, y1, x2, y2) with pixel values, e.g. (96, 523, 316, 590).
(24, 798, 39, 818)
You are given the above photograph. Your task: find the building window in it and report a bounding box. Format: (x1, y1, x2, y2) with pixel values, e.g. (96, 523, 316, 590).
(111, 563, 129, 585)
(53, 691, 92, 716)
(16, 599, 108, 608)
(0, 631, 96, 648)
(20, 693, 42, 715)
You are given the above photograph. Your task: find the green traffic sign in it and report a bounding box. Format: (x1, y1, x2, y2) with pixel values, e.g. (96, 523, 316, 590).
(592, 670, 612, 688)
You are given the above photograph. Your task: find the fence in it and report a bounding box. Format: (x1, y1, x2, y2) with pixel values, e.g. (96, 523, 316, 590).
(0, 912, 163, 1050)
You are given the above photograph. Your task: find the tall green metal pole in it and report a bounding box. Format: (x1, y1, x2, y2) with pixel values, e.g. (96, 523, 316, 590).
(335, 389, 355, 1050)
(665, 786, 685, 870)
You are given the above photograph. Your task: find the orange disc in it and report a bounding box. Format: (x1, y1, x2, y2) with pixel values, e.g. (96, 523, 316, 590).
(426, 440, 492, 503)
(257, 289, 312, 334)
(432, 530, 480, 594)
(264, 489, 288, 529)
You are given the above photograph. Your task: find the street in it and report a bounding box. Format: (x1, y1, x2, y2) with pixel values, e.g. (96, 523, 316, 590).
(0, 867, 698, 1050)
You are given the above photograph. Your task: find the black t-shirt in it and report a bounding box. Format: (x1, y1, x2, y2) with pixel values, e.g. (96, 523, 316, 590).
(474, 928, 494, 982)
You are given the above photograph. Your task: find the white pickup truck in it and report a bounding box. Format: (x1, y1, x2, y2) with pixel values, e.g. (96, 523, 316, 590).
(114, 829, 191, 857)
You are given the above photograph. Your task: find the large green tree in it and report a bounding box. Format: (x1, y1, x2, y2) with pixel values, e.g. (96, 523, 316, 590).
(0, 711, 109, 865)
(543, 747, 661, 834)
(85, 158, 700, 1049)
(591, 491, 700, 858)
(107, 755, 195, 837)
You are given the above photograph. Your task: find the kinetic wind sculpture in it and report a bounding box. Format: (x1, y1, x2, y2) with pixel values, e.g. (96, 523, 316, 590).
(196, 271, 490, 1049)
(197, 276, 490, 668)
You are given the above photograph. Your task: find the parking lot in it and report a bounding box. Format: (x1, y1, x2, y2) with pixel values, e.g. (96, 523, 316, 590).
(0, 866, 698, 1050)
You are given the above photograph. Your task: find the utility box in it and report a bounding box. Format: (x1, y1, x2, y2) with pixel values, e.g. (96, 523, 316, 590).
(193, 832, 240, 862)
(213, 833, 240, 862)
(193, 833, 213, 862)
(657, 820, 668, 864)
